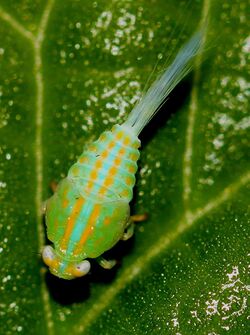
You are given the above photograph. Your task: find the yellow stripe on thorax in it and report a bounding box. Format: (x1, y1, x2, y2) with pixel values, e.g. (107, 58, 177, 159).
(60, 197, 85, 251)
(73, 203, 101, 255)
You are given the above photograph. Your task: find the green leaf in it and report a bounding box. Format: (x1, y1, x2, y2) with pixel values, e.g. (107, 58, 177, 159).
(0, 0, 249, 334)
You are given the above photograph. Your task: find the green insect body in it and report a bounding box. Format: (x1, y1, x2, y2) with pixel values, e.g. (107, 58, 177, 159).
(43, 31, 203, 279)
(43, 125, 141, 279)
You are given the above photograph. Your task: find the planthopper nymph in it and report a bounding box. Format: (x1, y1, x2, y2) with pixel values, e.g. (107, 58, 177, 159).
(42, 30, 203, 279)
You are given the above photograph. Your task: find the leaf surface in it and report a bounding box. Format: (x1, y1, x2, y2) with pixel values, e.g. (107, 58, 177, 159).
(0, 0, 249, 334)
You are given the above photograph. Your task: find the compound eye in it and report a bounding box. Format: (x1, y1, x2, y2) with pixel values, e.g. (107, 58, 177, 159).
(42, 245, 55, 266)
(73, 260, 91, 277)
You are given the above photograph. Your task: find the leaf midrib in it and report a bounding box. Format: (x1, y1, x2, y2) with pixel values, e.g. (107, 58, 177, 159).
(0, 2, 55, 334)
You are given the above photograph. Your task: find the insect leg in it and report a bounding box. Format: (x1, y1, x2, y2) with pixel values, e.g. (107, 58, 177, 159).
(121, 213, 148, 240)
(96, 257, 117, 270)
(50, 181, 58, 193)
(121, 220, 135, 241)
(131, 213, 148, 222)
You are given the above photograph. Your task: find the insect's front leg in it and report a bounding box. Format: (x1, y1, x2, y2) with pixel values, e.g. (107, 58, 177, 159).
(96, 257, 117, 270)
(121, 220, 135, 241)
(96, 213, 148, 270)
(121, 213, 148, 241)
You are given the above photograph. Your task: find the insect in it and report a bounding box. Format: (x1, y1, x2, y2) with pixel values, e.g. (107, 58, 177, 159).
(42, 31, 203, 279)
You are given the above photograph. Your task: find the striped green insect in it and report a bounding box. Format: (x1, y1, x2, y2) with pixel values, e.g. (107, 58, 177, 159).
(42, 31, 203, 279)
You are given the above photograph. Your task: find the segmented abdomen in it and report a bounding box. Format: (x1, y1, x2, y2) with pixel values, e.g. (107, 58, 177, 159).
(68, 124, 141, 202)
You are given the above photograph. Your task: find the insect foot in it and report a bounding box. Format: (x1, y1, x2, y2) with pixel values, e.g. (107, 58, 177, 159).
(97, 257, 117, 270)
(121, 222, 135, 241)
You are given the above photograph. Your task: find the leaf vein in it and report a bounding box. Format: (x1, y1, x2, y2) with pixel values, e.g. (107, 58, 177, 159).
(182, 0, 210, 220)
(33, 1, 55, 335)
(0, 6, 34, 41)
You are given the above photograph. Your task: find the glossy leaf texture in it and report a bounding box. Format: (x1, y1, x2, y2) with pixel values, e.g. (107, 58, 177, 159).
(0, 0, 249, 334)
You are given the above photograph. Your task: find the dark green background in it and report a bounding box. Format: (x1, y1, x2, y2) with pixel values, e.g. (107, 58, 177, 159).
(0, 0, 249, 334)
